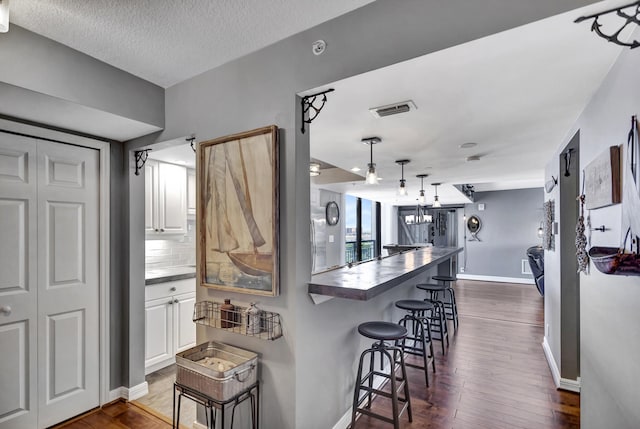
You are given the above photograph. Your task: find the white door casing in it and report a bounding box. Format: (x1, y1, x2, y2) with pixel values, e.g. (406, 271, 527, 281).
(0, 127, 106, 429)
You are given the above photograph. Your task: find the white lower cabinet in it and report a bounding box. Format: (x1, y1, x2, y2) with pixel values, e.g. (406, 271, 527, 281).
(144, 279, 196, 374)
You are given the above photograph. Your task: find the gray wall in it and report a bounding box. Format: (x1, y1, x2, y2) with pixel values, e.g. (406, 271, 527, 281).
(545, 33, 640, 429)
(0, 26, 164, 131)
(558, 133, 580, 381)
(460, 188, 543, 280)
(154, 2, 594, 428)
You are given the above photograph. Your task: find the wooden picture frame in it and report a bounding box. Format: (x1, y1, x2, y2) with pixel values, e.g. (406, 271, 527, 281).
(197, 125, 279, 296)
(584, 145, 621, 210)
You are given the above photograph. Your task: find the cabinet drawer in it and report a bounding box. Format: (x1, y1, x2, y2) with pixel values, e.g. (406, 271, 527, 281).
(146, 278, 195, 301)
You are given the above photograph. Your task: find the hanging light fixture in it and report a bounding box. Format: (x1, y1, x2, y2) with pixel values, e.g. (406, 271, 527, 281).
(416, 174, 429, 204)
(396, 159, 410, 196)
(361, 137, 381, 185)
(432, 183, 442, 208)
(0, 0, 10, 33)
(309, 162, 321, 177)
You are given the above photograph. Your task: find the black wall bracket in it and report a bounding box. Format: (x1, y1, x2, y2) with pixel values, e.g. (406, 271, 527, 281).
(187, 136, 197, 153)
(134, 149, 152, 176)
(575, 1, 640, 49)
(301, 88, 334, 134)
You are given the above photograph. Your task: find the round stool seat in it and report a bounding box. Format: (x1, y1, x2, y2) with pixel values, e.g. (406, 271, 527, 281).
(358, 321, 407, 341)
(417, 283, 447, 291)
(395, 299, 435, 312)
(432, 275, 456, 282)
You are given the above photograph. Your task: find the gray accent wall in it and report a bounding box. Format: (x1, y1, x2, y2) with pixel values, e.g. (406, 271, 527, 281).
(460, 188, 543, 280)
(545, 33, 640, 429)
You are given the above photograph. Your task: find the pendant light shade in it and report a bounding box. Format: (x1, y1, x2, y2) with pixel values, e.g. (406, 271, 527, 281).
(416, 174, 428, 204)
(0, 0, 9, 33)
(432, 183, 442, 208)
(362, 137, 381, 185)
(396, 159, 410, 196)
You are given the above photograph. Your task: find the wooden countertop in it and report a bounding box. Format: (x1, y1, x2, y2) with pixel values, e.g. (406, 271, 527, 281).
(308, 246, 462, 301)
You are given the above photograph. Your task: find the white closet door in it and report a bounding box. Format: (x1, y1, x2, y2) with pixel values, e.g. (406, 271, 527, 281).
(36, 142, 100, 428)
(0, 134, 38, 429)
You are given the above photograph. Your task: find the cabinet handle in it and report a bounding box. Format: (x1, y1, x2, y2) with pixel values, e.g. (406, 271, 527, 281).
(160, 228, 165, 232)
(174, 299, 179, 303)
(155, 228, 159, 232)
(170, 287, 177, 292)
(0, 305, 11, 316)
(168, 301, 174, 305)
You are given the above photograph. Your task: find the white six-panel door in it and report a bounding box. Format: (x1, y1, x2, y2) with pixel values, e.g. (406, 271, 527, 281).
(0, 135, 38, 429)
(0, 134, 100, 429)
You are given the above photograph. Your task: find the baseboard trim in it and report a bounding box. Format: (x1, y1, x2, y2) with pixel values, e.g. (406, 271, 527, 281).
(456, 273, 534, 285)
(542, 337, 581, 393)
(109, 382, 149, 401)
(193, 422, 207, 429)
(108, 387, 125, 403)
(332, 363, 391, 429)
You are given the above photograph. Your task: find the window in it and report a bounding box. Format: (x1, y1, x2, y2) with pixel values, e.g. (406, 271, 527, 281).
(345, 195, 379, 263)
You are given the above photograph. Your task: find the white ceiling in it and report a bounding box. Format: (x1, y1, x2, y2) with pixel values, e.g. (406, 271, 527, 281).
(309, 1, 630, 205)
(10, 0, 374, 88)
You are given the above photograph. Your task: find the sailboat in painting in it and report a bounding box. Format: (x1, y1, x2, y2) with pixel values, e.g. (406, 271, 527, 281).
(203, 127, 277, 290)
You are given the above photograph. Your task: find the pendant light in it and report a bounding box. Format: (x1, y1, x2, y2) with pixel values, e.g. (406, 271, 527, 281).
(309, 162, 321, 177)
(361, 137, 381, 185)
(396, 159, 410, 196)
(416, 174, 428, 204)
(0, 0, 9, 33)
(432, 183, 442, 208)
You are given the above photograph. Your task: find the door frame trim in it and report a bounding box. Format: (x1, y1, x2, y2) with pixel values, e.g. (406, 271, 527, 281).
(0, 118, 112, 407)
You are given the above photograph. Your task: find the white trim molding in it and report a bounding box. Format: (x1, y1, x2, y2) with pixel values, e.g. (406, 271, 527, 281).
(542, 337, 581, 393)
(457, 273, 534, 284)
(107, 382, 149, 402)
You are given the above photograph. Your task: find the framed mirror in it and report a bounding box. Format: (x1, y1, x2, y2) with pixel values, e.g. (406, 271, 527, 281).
(467, 215, 481, 241)
(326, 201, 340, 226)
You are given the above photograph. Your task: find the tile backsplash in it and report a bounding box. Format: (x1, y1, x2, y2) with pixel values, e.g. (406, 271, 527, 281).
(145, 219, 196, 270)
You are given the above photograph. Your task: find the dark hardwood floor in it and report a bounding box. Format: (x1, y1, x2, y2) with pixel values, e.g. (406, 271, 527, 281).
(354, 279, 579, 429)
(54, 279, 579, 429)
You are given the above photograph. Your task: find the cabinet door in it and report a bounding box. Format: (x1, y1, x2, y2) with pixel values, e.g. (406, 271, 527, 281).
(158, 162, 187, 234)
(187, 169, 196, 217)
(174, 292, 196, 353)
(144, 160, 159, 233)
(144, 297, 174, 373)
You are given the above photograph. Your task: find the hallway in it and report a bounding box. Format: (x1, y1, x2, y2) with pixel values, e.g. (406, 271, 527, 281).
(354, 279, 579, 428)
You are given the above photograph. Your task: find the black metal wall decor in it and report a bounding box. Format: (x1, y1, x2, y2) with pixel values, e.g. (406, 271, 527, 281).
(575, 1, 640, 49)
(301, 88, 334, 134)
(134, 149, 152, 176)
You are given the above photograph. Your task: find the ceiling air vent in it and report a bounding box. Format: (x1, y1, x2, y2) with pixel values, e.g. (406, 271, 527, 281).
(369, 100, 417, 118)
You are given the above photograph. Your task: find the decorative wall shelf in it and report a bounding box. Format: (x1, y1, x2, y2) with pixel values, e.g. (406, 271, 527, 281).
(193, 301, 283, 341)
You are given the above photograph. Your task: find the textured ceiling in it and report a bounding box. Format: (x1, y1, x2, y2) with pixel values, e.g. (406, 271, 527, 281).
(10, 0, 375, 88)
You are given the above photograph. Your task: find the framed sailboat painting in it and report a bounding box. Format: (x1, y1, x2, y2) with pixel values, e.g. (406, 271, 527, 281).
(197, 125, 279, 296)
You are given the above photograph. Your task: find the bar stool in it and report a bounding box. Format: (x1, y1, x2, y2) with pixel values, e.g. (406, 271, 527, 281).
(350, 322, 412, 429)
(416, 284, 449, 354)
(432, 275, 459, 331)
(395, 300, 436, 387)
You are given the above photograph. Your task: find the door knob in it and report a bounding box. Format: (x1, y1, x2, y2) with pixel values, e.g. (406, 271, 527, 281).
(0, 306, 11, 316)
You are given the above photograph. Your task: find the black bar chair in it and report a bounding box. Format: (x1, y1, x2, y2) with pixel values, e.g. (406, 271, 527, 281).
(432, 275, 459, 331)
(395, 300, 436, 387)
(350, 321, 412, 429)
(416, 284, 450, 354)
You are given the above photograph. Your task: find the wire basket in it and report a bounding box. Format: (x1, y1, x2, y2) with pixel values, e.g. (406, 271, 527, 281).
(193, 301, 283, 340)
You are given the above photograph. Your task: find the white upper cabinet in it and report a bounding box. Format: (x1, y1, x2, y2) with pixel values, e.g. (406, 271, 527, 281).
(146, 160, 187, 236)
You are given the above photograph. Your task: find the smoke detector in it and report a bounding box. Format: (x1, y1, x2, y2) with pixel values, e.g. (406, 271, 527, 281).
(369, 100, 417, 118)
